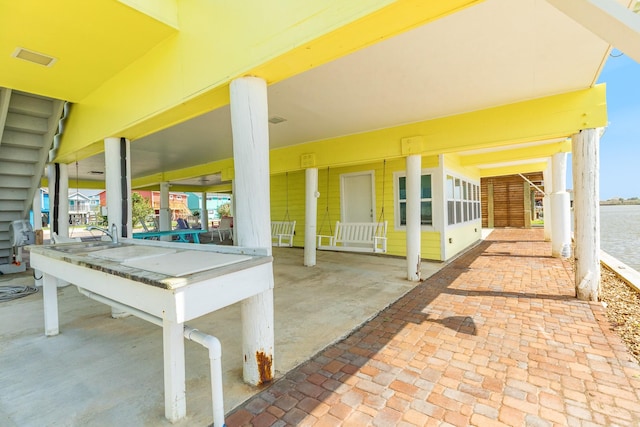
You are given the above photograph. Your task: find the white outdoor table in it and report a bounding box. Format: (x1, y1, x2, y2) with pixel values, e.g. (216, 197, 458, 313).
(28, 238, 273, 422)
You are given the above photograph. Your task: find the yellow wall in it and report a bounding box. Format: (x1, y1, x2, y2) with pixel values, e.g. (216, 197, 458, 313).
(270, 156, 442, 260)
(270, 171, 306, 247)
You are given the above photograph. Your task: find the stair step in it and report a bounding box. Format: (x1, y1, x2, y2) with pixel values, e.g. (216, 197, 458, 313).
(0, 212, 22, 222)
(0, 188, 28, 200)
(1, 130, 45, 149)
(9, 92, 55, 118)
(0, 250, 12, 258)
(0, 161, 36, 176)
(0, 200, 25, 211)
(0, 146, 40, 163)
(0, 175, 32, 189)
(5, 112, 48, 134)
(0, 241, 13, 250)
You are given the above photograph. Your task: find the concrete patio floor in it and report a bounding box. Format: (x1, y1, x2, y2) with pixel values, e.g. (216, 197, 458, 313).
(0, 245, 442, 426)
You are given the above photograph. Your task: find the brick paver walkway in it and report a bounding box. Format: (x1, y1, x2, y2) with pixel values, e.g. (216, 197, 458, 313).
(227, 229, 640, 426)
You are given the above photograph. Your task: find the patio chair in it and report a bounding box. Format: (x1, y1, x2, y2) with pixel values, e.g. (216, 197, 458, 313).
(216, 217, 233, 241)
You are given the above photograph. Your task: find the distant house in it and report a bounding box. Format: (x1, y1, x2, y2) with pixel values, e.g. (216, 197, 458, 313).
(98, 190, 191, 221)
(33, 188, 99, 226)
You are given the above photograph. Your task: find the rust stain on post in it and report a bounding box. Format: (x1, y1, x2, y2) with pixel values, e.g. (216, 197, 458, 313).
(256, 351, 273, 384)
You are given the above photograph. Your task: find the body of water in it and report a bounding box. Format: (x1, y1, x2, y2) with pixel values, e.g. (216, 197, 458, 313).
(600, 204, 640, 272)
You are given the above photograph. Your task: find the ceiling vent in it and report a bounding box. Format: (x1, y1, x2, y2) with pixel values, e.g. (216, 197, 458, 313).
(12, 47, 57, 67)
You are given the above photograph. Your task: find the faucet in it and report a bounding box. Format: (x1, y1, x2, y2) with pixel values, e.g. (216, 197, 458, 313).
(87, 224, 118, 243)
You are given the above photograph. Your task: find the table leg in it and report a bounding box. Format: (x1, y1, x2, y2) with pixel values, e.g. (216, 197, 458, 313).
(163, 318, 186, 422)
(43, 273, 60, 336)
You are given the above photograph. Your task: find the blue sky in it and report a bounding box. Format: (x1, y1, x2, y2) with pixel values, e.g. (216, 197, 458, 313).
(590, 51, 640, 200)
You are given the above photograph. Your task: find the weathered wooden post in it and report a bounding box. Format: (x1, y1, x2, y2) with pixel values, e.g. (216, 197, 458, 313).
(304, 167, 318, 267)
(230, 76, 275, 385)
(406, 154, 421, 281)
(572, 128, 601, 301)
(550, 152, 571, 258)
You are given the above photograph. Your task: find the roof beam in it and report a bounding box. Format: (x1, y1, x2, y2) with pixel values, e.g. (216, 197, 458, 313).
(546, 0, 640, 63)
(479, 162, 549, 178)
(459, 140, 571, 167)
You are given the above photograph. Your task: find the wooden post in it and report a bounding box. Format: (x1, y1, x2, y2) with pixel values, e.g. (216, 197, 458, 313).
(523, 180, 532, 228)
(48, 163, 69, 238)
(104, 137, 132, 319)
(104, 137, 132, 239)
(304, 168, 318, 266)
(230, 76, 275, 386)
(487, 181, 494, 228)
(572, 129, 601, 301)
(159, 182, 171, 241)
(201, 191, 209, 231)
(406, 155, 421, 281)
(550, 152, 571, 258)
(543, 163, 552, 241)
(32, 189, 43, 245)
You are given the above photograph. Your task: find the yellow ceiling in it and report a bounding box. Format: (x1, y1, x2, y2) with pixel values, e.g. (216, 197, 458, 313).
(0, 0, 177, 102)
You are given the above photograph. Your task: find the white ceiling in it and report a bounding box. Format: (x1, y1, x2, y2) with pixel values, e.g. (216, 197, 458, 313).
(74, 0, 614, 188)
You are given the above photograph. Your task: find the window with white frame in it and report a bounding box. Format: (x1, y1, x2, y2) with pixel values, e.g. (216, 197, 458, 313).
(446, 174, 480, 226)
(396, 173, 432, 227)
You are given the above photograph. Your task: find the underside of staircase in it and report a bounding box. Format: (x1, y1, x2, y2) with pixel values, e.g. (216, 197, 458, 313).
(0, 88, 64, 273)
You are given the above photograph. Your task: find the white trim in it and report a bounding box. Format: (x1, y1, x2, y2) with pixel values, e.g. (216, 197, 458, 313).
(340, 170, 376, 223)
(444, 171, 481, 228)
(393, 167, 437, 232)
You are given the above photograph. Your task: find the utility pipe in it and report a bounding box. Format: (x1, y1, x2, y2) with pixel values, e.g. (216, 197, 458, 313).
(76, 288, 225, 426)
(184, 326, 225, 427)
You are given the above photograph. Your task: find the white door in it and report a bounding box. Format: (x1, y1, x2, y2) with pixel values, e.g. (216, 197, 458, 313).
(341, 172, 375, 223)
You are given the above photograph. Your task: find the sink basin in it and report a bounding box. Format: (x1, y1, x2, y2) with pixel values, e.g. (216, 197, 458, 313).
(51, 241, 127, 254)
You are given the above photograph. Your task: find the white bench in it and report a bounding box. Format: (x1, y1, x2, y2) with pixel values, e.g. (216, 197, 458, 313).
(317, 221, 387, 253)
(271, 220, 296, 247)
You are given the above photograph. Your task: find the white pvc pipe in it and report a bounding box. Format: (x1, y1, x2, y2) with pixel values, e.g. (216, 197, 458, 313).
(184, 326, 224, 427)
(77, 288, 225, 426)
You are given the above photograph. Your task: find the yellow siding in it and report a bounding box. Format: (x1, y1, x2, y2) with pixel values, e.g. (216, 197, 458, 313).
(270, 171, 306, 247)
(272, 156, 442, 259)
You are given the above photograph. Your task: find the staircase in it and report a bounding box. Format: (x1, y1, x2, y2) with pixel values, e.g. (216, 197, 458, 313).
(0, 88, 64, 273)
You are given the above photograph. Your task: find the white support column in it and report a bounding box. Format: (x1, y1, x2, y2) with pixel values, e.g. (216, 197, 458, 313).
(159, 182, 172, 241)
(304, 168, 319, 266)
(104, 137, 132, 319)
(550, 152, 571, 258)
(572, 129, 601, 301)
(32, 190, 42, 230)
(230, 76, 275, 386)
(231, 180, 237, 244)
(42, 273, 60, 336)
(406, 155, 421, 281)
(201, 191, 209, 231)
(104, 137, 132, 239)
(542, 161, 552, 241)
(48, 163, 69, 238)
(163, 318, 186, 422)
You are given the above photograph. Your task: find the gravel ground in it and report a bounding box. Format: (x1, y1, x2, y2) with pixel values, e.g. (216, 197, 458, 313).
(600, 266, 640, 364)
